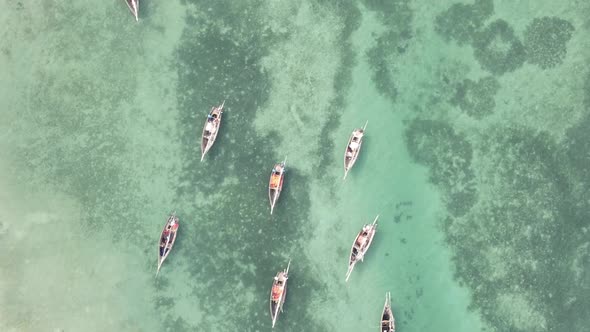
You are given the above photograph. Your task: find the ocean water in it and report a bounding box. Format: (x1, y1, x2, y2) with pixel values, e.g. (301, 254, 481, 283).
(1, 0, 589, 331)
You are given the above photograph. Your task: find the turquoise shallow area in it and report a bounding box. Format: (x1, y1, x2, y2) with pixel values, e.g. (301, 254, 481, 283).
(1, 0, 589, 331)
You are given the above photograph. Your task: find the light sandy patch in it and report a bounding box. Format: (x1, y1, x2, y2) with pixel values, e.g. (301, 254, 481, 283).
(0, 166, 159, 332)
(255, 1, 343, 173)
(497, 292, 547, 330)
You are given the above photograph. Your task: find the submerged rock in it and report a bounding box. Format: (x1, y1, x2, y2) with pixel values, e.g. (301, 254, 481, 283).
(434, 0, 494, 46)
(524, 16, 575, 69)
(451, 76, 500, 119)
(405, 119, 478, 217)
(473, 19, 526, 75)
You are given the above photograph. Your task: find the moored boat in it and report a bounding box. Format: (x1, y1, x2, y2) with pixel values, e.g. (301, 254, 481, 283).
(268, 157, 286, 215)
(380, 292, 395, 332)
(200, 101, 225, 162)
(156, 213, 179, 276)
(270, 260, 291, 328)
(124, 0, 139, 21)
(343, 120, 368, 180)
(345, 215, 379, 282)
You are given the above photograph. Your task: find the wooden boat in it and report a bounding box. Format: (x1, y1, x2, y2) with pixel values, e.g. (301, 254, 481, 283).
(343, 120, 368, 180)
(380, 292, 395, 332)
(156, 213, 179, 276)
(345, 215, 379, 282)
(124, 0, 139, 21)
(268, 157, 286, 215)
(200, 101, 225, 162)
(270, 260, 291, 328)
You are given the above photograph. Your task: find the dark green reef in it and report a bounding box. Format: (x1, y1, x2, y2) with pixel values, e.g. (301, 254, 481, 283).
(367, 0, 588, 331)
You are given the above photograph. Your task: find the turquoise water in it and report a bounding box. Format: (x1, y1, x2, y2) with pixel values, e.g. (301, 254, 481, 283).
(1, 0, 589, 331)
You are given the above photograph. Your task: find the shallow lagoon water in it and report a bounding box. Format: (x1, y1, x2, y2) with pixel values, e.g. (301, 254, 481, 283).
(1, 0, 589, 331)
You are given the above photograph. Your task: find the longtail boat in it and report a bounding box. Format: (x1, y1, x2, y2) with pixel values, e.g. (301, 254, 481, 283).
(345, 215, 379, 282)
(270, 260, 291, 328)
(268, 157, 286, 215)
(380, 292, 395, 332)
(124, 0, 139, 21)
(156, 213, 179, 276)
(200, 101, 225, 162)
(343, 120, 368, 180)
